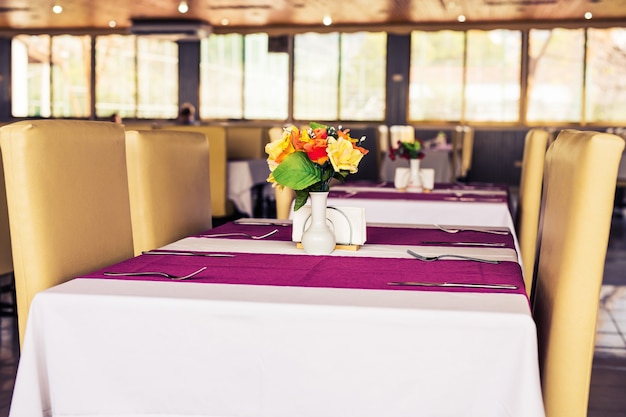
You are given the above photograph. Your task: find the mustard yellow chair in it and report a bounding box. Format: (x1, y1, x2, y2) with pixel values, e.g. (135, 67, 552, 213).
(0, 120, 135, 345)
(268, 126, 285, 142)
(515, 128, 549, 296)
(125, 129, 212, 255)
(532, 129, 625, 417)
(0, 148, 16, 318)
(225, 126, 267, 160)
(451, 125, 474, 182)
(159, 125, 230, 218)
(275, 186, 295, 220)
(267, 127, 295, 219)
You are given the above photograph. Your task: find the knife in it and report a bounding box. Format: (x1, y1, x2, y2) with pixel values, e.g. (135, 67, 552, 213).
(142, 251, 236, 257)
(233, 219, 291, 226)
(387, 281, 518, 290)
(419, 241, 506, 247)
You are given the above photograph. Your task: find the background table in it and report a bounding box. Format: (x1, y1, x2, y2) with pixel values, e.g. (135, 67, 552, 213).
(227, 158, 270, 217)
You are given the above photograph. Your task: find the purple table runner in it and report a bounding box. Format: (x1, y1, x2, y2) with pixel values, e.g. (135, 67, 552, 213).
(197, 222, 515, 249)
(79, 222, 525, 295)
(329, 182, 509, 203)
(81, 250, 525, 295)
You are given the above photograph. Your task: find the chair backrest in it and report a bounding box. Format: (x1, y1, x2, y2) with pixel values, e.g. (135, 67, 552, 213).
(0, 120, 134, 344)
(226, 127, 266, 160)
(515, 128, 549, 295)
(125, 129, 212, 256)
(0, 148, 12, 277)
(451, 126, 474, 181)
(268, 126, 284, 143)
(532, 129, 625, 417)
(159, 125, 230, 217)
(275, 186, 295, 220)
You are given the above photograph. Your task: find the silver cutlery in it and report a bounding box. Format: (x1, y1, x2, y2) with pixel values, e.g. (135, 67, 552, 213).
(199, 229, 279, 239)
(434, 224, 509, 235)
(407, 249, 500, 264)
(142, 251, 236, 257)
(234, 219, 291, 227)
(103, 266, 207, 280)
(388, 281, 518, 290)
(419, 241, 506, 247)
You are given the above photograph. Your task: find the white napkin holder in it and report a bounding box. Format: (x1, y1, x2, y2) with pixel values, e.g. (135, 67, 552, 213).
(292, 206, 367, 247)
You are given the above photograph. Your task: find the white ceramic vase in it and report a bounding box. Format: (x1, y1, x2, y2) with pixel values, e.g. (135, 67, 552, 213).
(407, 158, 423, 192)
(300, 191, 336, 254)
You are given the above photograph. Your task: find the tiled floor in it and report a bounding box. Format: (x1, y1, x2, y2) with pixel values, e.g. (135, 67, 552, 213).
(0, 213, 625, 417)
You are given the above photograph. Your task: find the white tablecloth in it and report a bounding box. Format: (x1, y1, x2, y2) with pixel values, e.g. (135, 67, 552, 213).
(228, 158, 270, 216)
(10, 234, 545, 417)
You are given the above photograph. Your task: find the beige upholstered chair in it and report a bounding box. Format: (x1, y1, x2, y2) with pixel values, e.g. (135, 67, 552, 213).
(451, 126, 474, 182)
(125, 129, 213, 256)
(268, 126, 285, 143)
(159, 125, 230, 218)
(0, 120, 134, 344)
(532, 129, 625, 417)
(275, 186, 295, 220)
(226, 127, 266, 160)
(0, 149, 16, 318)
(515, 128, 549, 295)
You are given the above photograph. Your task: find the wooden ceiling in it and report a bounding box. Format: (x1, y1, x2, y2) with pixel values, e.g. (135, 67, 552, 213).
(0, 0, 625, 34)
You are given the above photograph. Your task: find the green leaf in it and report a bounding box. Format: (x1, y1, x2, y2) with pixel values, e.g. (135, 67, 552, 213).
(272, 152, 321, 190)
(294, 190, 310, 211)
(309, 122, 328, 130)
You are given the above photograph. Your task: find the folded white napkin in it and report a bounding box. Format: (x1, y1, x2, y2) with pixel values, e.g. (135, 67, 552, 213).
(292, 206, 367, 245)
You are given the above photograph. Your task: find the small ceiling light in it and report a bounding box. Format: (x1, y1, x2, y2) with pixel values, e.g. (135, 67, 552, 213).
(178, 1, 189, 14)
(457, 14, 466, 22)
(108, 20, 117, 28)
(221, 18, 229, 26)
(323, 15, 332, 26)
(584, 11, 593, 20)
(52, 4, 63, 14)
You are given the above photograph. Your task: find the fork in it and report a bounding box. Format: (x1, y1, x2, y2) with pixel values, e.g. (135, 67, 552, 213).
(407, 249, 500, 264)
(199, 229, 278, 239)
(434, 224, 509, 235)
(103, 266, 207, 280)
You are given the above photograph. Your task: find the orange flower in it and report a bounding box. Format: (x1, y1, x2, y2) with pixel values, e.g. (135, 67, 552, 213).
(304, 138, 329, 164)
(312, 128, 328, 139)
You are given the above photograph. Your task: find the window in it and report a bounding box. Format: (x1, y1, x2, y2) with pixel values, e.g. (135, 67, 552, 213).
(293, 31, 386, 122)
(243, 34, 289, 120)
(465, 30, 521, 123)
(51, 35, 91, 118)
(586, 27, 626, 124)
(527, 28, 584, 123)
(293, 32, 340, 121)
(200, 33, 243, 119)
(12, 34, 90, 118)
(95, 35, 136, 119)
(136, 37, 178, 118)
(340, 32, 386, 121)
(96, 35, 178, 119)
(409, 30, 464, 121)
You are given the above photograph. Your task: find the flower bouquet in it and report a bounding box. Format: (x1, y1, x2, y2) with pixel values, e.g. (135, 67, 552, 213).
(265, 122, 369, 211)
(389, 135, 425, 160)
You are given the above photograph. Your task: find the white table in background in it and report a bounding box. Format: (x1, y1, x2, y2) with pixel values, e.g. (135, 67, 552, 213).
(227, 158, 269, 217)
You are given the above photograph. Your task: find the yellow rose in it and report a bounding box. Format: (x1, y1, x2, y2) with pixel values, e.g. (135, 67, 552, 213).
(265, 129, 295, 171)
(326, 137, 364, 174)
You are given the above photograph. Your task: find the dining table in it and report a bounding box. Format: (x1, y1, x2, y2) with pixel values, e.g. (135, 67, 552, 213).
(227, 158, 270, 217)
(9, 218, 545, 417)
